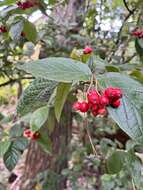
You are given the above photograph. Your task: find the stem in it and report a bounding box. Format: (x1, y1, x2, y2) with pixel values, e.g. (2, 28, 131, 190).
(132, 178, 136, 190)
(83, 115, 97, 156)
(86, 126, 97, 156)
(87, 74, 94, 92)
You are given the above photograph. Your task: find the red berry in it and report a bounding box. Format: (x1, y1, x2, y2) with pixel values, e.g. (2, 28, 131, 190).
(21, 31, 26, 37)
(87, 90, 100, 104)
(23, 129, 32, 138)
(32, 132, 40, 140)
(104, 87, 122, 101)
(91, 104, 98, 111)
(100, 96, 109, 106)
(98, 108, 107, 115)
(132, 29, 143, 39)
(83, 46, 93, 54)
(111, 99, 121, 108)
(91, 110, 98, 117)
(72, 101, 81, 111)
(0, 26, 7, 33)
(17, 1, 35, 10)
(79, 101, 89, 112)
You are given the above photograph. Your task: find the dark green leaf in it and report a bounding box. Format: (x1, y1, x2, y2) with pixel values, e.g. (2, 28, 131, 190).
(10, 124, 24, 138)
(37, 130, 52, 154)
(4, 143, 21, 171)
(17, 58, 92, 83)
(23, 20, 37, 43)
(17, 78, 57, 116)
(13, 137, 28, 151)
(130, 70, 143, 84)
(99, 72, 143, 139)
(107, 151, 125, 174)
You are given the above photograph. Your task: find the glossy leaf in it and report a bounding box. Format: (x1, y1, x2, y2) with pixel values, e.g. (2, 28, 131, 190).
(99, 72, 143, 139)
(17, 58, 92, 83)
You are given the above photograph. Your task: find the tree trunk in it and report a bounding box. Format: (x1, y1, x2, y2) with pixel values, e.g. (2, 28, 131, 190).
(19, 102, 72, 190)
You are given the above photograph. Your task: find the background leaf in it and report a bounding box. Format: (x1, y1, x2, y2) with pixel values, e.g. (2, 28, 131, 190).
(107, 151, 125, 174)
(23, 20, 37, 43)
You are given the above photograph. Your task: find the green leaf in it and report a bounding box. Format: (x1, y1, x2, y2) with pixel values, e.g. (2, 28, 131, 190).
(47, 108, 55, 134)
(9, 20, 24, 40)
(13, 137, 28, 151)
(107, 96, 143, 139)
(17, 78, 57, 116)
(107, 151, 125, 174)
(0, 140, 11, 157)
(106, 66, 120, 72)
(99, 72, 143, 139)
(0, 0, 15, 6)
(55, 83, 71, 122)
(130, 70, 143, 84)
(4, 143, 21, 171)
(30, 106, 49, 132)
(17, 58, 92, 83)
(10, 124, 24, 138)
(23, 20, 37, 43)
(37, 129, 52, 154)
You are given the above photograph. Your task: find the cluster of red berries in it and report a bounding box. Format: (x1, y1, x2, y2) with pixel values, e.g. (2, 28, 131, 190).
(83, 46, 93, 54)
(17, 1, 36, 10)
(132, 29, 143, 39)
(73, 87, 122, 117)
(0, 26, 7, 33)
(23, 129, 40, 140)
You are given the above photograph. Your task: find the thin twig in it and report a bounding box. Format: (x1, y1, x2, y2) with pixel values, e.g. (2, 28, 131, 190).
(85, 126, 97, 156)
(132, 178, 136, 190)
(83, 115, 97, 156)
(123, 0, 134, 14)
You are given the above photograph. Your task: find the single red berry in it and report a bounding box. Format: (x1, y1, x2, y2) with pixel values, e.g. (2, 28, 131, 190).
(132, 29, 143, 39)
(113, 88, 122, 99)
(0, 26, 7, 33)
(32, 132, 40, 140)
(91, 109, 98, 117)
(91, 104, 98, 112)
(79, 101, 89, 112)
(17, 1, 35, 9)
(104, 87, 122, 101)
(23, 129, 32, 138)
(72, 101, 81, 111)
(21, 31, 26, 37)
(87, 90, 100, 104)
(111, 99, 121, 108)
(100, 96, 109, 106)
(83, 46, 93, 54)
(97, 108, 107, 115)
